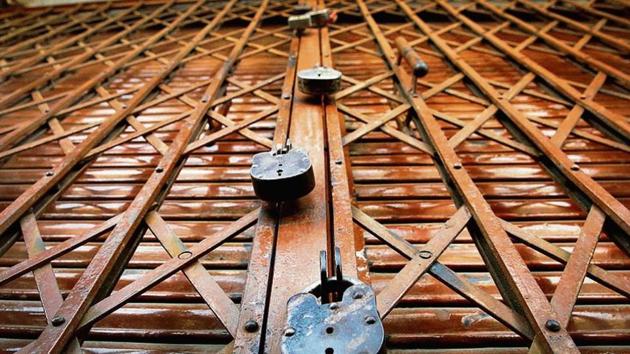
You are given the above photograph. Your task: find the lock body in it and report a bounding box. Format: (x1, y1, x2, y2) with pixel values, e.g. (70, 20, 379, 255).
(250, 147, 315, 201)
(297, 66, 342, 95)
(281, 248, 384, 354)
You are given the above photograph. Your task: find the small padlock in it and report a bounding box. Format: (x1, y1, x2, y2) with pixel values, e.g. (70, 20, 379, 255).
(288, 14, 311, 31)
(250, 143, 315, 201)
(297, 66, 342, 96)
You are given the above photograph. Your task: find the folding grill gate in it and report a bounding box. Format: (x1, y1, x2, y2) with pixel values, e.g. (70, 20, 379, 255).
(0, 0, 628, 353)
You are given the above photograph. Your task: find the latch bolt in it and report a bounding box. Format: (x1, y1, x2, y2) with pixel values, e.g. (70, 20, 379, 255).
(395, 36, 429, 94)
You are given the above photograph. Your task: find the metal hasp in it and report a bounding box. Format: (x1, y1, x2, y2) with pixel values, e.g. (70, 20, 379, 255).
(281, 248, 384, 354)
(250, 141, 315, 201)
(394, 36, 428, 94)
(298, 66, 342, 96)
(288, 8, 335, 32)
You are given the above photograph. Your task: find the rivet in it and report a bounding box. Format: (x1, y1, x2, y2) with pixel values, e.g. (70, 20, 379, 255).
(178, 251, 192, 259)
(284, 327, 296, 336)
(453, 162, 462, 170)
(244, 320, 259, 332)
(418, 250, 432, 259)
(283, 93, 291, 99)
(365, 316, 376, 325)
(335, 159, 342, 165)
(545, 319, 561, 332)
(45, 171, 54, 177)
(51, 315, 65, 326)
(570, 164, 580, 171)
(329, 303, 339, 310)
(353, 291, 363, 299)
(156, 166, 164, 173)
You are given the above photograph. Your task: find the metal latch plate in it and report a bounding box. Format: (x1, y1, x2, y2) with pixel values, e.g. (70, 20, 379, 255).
(281, 283, 384, 354)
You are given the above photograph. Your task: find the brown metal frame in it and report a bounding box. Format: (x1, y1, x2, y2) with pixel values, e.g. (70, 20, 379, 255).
(0, 0, 628, 352)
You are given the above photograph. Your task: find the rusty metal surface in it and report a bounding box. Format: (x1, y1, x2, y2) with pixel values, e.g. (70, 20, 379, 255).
(0, 0, 628, 353)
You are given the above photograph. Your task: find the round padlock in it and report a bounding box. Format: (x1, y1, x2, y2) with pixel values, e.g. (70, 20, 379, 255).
(297, 66, 342, 96)
(250, 148, 315, 201)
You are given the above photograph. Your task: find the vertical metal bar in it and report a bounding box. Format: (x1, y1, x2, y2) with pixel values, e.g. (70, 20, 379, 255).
(233, 30, 301, 354)
(0, 3, 141, 85)
(408, 0, 630, 238)
(439, 1, 630, 141)
(359, 1, 579, 352)
(0, 4, 102, 58)
(320, 6, 367, 282)
(517, 0, 630, 52)
(145, 211, 240, 336)
(564, 0, 630, 27)
(528, 206, 606, 353)
(16, 2, 266, 352)
(476, 0, 630, 90)
(0, 0, 236, 244)
(262, 1, 331, 349)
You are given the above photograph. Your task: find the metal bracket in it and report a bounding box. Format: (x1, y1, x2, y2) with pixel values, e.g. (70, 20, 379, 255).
(288, 8, 337, 34)
(281, 248, 384, 354)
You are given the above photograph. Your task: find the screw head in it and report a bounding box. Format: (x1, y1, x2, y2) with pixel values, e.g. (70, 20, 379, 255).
(244, 320, 259, 333)
(453, 162, 462, 170)
(283, 93, 291, 99)
(418, 250, 433, 259)
(284, 327, 295, 337)
(353, 291, 364, 300)
(178, 251, 192, 259)
(570, 164, 580, 171)
(365, 316, 376, 325)
(45, 171, 54, 177)
(545, 319, 561, 332)
(329, 303, 339, 310)
(51, 315, 65, 326)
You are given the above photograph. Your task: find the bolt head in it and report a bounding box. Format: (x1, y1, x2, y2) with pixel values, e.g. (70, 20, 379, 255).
(178, 251, 192, 259)
(244, 319, 259, 332)
(51, 315, 65, 326)
(545, 319, 561, 332)
(418, 250, 432, 259)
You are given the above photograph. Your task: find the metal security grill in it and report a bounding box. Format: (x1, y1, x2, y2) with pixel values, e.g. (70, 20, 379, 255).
(0, 0, 628, 353)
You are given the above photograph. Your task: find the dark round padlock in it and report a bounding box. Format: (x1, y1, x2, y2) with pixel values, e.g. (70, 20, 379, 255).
(250, 147, 315, 201)
(297, 66, 342, 96)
